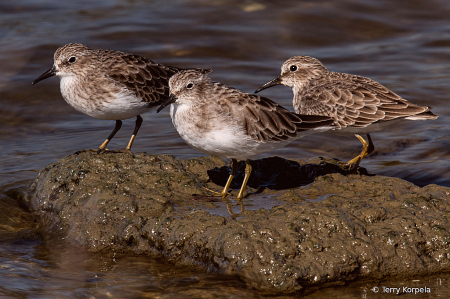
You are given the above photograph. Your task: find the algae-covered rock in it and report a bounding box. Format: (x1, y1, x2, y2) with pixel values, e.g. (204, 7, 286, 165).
(29, 152, 450, 293)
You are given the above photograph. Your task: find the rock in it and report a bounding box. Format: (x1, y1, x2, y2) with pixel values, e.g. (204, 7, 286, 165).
(0, 181, 39, 241)
(29, 152, 450, 293)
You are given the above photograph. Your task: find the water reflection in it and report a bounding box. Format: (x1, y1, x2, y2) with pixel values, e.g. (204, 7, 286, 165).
(1, 237, 449, 298)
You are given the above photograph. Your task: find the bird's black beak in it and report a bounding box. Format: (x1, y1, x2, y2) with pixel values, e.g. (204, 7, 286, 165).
(157, 94, 177, 113)
(32, 65, 57, 85)
(254, 76, 282, 93)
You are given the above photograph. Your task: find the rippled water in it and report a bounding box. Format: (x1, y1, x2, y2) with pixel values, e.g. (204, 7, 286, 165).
(1, 0, 450, 297)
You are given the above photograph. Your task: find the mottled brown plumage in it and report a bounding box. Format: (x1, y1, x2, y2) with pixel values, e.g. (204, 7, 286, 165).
(212, 83, 333, 143)
(158, 69, 333, 200)
(255, 56, 438, 168)
(51, 43, 179, 108)
(33, 43, 184, 154)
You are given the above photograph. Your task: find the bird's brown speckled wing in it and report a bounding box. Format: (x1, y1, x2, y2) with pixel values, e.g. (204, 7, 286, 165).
(298, 73, 437, 129)
(100, 50, 181, 107)
(215, 83, 333, 142)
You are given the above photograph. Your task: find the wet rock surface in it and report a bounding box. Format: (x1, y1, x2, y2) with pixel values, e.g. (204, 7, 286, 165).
(28, 152, 450, 293)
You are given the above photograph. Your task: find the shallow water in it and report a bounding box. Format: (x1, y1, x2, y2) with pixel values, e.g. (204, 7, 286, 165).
(1, 0, 450, 297)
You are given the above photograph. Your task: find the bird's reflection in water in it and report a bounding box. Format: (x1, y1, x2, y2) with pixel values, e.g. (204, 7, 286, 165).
(226, 200, 245, 220)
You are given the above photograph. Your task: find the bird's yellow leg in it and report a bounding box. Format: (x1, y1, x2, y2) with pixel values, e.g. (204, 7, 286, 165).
(346, 134, 374, 167)
(199, 159, 237, 197)
(74, 120, 122, 155)
(123, 115, 143, 155)
(99, 120, 123, 152)
(99, 115, 144, 157)
(235, 161, 252, 201)
(125, 135, 136, 151)
(98, 139, 111, 152)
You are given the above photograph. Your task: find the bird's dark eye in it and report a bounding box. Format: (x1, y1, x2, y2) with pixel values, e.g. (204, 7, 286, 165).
(68, 56, 77, 63)
(290, 65, 297, 72)
(186, 82, 194, 89)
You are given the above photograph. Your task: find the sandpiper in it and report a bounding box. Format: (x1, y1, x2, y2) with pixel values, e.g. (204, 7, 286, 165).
(32, 43, 182, 155)
(255, 56, 438, 168)
(157, 69, 334, 201)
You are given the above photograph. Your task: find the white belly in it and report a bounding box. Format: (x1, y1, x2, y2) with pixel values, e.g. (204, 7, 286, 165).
(170, 104, 299, 160)
(60, 76, 151, 120)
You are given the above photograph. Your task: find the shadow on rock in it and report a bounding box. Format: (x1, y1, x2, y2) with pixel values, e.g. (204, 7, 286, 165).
(207, 156, 373, 191)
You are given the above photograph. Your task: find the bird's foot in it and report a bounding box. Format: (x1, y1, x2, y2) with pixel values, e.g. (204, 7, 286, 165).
(198, 185, 232, 198)
(343, 156, 362, 174)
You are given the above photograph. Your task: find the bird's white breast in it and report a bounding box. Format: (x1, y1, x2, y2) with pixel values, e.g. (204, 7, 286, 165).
(59, 75, 151, 120)
(170, 103, 300, 160)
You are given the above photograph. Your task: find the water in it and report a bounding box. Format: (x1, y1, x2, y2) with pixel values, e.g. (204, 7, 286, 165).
(1, 0, 450, 297)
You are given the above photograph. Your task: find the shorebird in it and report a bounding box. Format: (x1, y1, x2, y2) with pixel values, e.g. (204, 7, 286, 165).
(255, 56, 438, 168)
(32, 43, 183, 155)
(158, 69, 334, 201)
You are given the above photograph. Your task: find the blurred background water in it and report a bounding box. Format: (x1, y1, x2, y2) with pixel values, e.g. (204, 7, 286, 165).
(1, 0, 450, 297)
